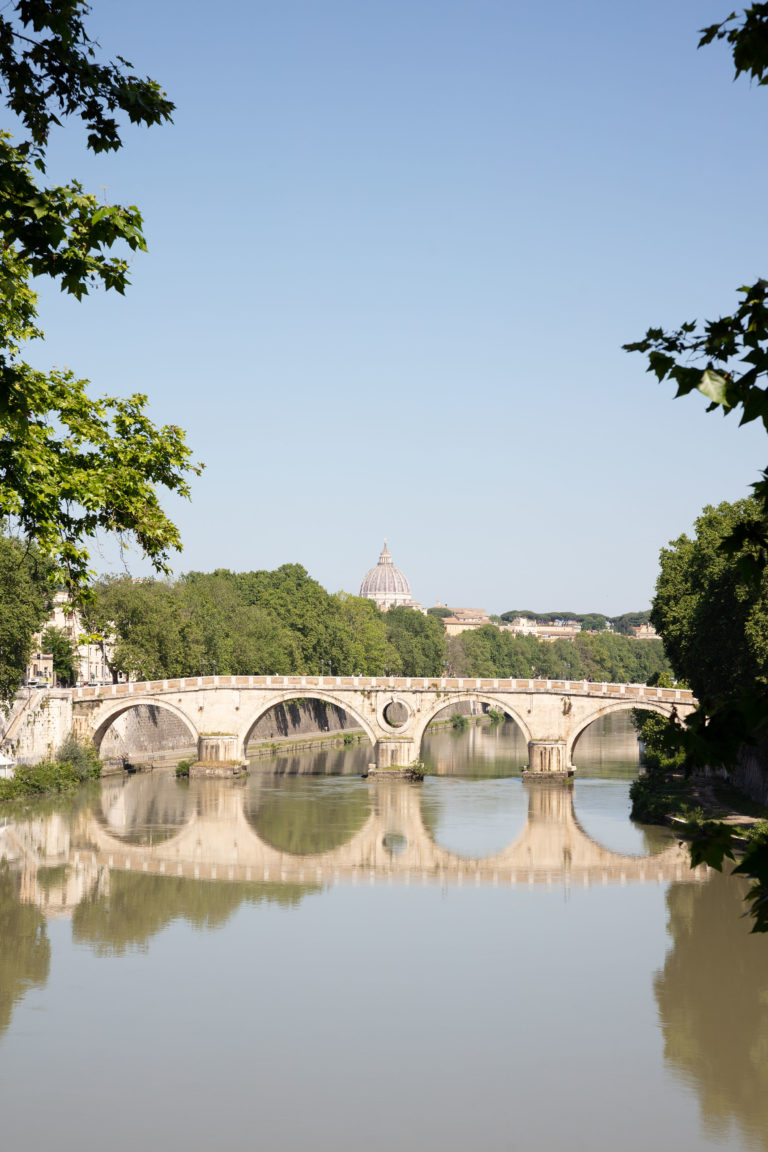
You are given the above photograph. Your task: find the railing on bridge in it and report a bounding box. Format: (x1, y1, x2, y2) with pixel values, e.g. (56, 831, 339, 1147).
(72, 675, 695, 704)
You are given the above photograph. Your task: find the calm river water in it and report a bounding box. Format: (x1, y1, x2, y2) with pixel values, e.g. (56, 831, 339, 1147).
(1, 716, 766, 1152)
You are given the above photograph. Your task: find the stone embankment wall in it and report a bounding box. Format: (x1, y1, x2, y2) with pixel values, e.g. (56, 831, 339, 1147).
(1, 690, 73, 765)
(99, 704, 196, 765)
(703, 737, 768, 806)
(731, 739, 768, 805)
(246, 699, 361, 747)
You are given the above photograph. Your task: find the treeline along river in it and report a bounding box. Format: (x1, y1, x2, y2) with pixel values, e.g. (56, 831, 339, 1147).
(0, 716, 766, 1152)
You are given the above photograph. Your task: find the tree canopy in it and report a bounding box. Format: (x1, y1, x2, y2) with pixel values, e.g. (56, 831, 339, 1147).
(625, 7, 768, 571)
(651, 498, 768, 703)
(0, 1, 199, 592)
(0, 530, 51, 698)
(625, 6, 768, 928)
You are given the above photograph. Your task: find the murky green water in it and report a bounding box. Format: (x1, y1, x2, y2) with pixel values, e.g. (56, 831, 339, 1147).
(1, 716, 766, 1152)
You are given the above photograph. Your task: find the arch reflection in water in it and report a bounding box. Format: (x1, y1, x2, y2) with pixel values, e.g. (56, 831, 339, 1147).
(98, 772, 195, 845)
(244, 774, 373, 855)
(5, 773, 704, 902)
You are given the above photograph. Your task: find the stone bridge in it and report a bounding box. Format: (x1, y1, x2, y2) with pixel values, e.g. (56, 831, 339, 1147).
(2, 777, 708, 906)
(70, 675, 696, 774)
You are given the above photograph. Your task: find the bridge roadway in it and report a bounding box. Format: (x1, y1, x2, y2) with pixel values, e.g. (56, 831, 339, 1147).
(3, 778, 707, 918)
(71, 675, 696, 774)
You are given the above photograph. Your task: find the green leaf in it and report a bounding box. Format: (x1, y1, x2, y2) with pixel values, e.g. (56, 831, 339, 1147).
(687, 821, 738, 871)
(697, 368, 731, 407)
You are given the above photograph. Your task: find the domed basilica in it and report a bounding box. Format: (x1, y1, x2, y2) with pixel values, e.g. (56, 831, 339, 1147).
(359, 543, 422, 612)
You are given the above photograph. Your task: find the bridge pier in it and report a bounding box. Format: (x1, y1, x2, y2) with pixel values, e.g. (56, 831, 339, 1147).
(524, 740, 573, 780)
(190, 734, 246, 778)
(370, 737, 419, 773)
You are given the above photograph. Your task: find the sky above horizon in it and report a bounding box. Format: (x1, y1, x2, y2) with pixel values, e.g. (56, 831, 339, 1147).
(23, 0, 768, 616)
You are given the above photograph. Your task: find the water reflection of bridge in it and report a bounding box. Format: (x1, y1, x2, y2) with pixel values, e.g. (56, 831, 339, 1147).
(3, 779, 707, 916)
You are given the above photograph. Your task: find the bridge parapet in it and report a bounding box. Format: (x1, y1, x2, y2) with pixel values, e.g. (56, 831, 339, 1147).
(72, 676, 695, 704)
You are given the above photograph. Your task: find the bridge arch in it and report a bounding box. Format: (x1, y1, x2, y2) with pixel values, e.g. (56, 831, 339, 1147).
(566, 699, 683, 768)
(412, 693, 533, 755)
(237, 689, 378, 759)
(91, 697, 200, 756)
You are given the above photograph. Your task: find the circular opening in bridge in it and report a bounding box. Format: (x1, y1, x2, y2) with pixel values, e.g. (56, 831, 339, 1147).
(383, 701, 409, 728)
(382, 832, 407, 855)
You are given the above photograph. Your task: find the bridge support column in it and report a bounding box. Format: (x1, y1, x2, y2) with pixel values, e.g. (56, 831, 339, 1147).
(370, 738, 419, 774)
(191, 734, 246, 778)
(524, 740, 573, 780)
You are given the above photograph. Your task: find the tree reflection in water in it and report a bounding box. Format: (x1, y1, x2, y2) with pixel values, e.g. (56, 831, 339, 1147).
(655, 869, 768, 1148)
(0, 862, 50, 1036)
(72, 872, 318, 957)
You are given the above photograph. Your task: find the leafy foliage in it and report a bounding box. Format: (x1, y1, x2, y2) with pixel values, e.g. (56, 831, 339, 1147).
(445, 624, 670, 683)
(580, 614, 607, 632)
(628, 711, 688, 823)
(651, 498, 768, 705)
(0, 2, 200, 592)
(0, 530, 51, 698)
(0, 1, 173, 296)
(0, 735, 100, 800)
(83, 568, 443, 681)
(382, 607, 445, 676)
(624, 7, 768, 928)
(41, 624, 77, 685)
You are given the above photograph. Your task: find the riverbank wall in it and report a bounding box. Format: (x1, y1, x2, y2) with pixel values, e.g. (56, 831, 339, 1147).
(1, 690, 72, 765)
(713, 739, 768, 806)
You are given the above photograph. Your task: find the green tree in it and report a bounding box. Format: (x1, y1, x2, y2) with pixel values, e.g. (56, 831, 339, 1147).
(0, 2, 200, 591)
(332, 593, 391, 676)
(84, 576, 186, 682)
(612, 611, 651, 636)
(180, 572, 302, 676)
(624, 7, 768, 927)
(580, 614, 606, 632)
(233, 565, 346, 673)
(384, 608, 445, 677)
(41, 624, 77, 686)
(651, 498, 768, 703)
(0, 531, 51, 698)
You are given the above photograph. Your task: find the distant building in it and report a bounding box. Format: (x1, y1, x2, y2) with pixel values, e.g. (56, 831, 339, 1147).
(631, 623, 658, 640)
(360, 543, 422, 612)
(500, 617, 581, 642)
(442, 608, 490, 637)
(25, 591, 126, 686)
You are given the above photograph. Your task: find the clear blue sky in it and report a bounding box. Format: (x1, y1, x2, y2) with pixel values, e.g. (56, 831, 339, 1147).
(25, 0, 768, 615)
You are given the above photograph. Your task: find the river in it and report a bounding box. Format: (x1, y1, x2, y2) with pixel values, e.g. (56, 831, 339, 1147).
(0, 715, 766, 1152)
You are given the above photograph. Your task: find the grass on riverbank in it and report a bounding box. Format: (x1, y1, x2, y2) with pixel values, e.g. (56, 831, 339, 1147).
(0, 735, 101, 801)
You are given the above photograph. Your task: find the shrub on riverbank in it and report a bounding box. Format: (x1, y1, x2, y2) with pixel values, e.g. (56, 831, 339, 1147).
(629, 711, 687, 823)
(0, 737, 101, 801)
